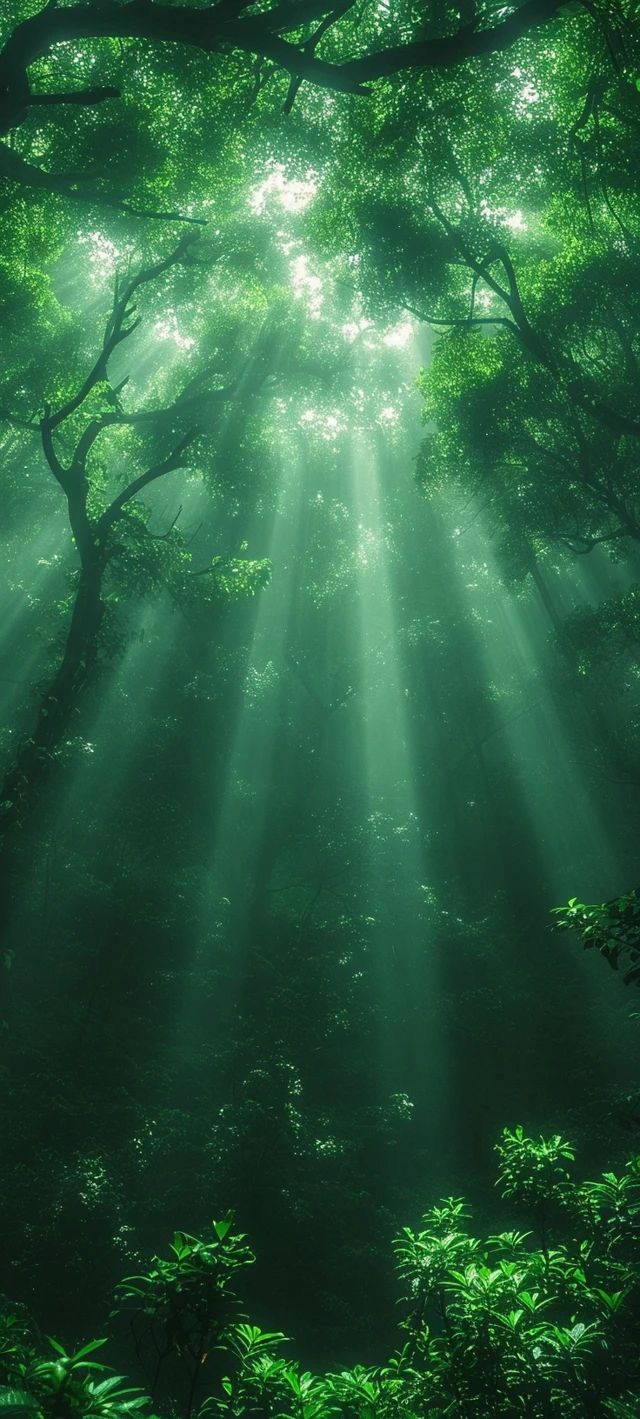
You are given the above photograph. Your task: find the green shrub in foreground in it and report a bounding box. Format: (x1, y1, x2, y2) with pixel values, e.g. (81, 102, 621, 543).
(1, 1128, 638, 1418)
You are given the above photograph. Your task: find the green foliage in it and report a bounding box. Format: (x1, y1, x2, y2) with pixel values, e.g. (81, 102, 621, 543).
(496, 1124, 576, 1212)
(2, 0, 640, 1391)
(116, 1221, 254, 1405)
(0, 1327, 150, 1419)
(382, 1129, 640, 1416)
(2, 1134, 640, 1418)
(553, 892, 640, 986)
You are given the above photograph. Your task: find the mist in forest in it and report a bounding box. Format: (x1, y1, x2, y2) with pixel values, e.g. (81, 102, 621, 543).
(0, 1, 639, 1413)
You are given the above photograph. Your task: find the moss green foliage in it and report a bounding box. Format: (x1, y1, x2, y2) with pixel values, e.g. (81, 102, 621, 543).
(1, 1132, 639, 1418)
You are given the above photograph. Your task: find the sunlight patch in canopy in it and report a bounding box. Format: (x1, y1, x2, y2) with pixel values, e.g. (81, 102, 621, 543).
(249, 162, 318, 217)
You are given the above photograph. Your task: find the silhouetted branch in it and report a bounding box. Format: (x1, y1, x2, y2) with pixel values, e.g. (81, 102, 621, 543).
(403, 300, 519, 335)
(427, 192, 640, 438)
(40, 403, 68, 489)
(282, 0, 358, 113)
(0, 0, 570, 137)
(0, 144, 206, 224)
(149, 506, 183, 539)
(28, 84, 120, 106)
(99, 433, 198, 534)
(0, 407, 39, 431)
(50, 233, 197, 437)
(558, 527, 631, 552)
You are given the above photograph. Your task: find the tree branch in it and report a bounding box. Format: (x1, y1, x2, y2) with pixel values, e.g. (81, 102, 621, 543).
(49, 232, 198, 432)
(27, 84, 120, 107)
(403, 299, 520, 335)
(428, 191, 640, 438)
(0, 0, 570, 139)
(40, 404, 70, 490)
(261, 0, 344, 32)
(336, 0, 566, 82)
(33, 235, 219, 492)
(558, 527, 630, 552)
(148, 505, 183, 539)
(0, 407, 39, 431)
(98, 432, 197, 535)
(282, 0, 358, 113)
(0, 143, 206, 224)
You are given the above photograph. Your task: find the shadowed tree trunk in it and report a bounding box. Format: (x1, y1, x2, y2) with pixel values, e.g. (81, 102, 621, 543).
(0, 237, 283, 962)
(0, 540, 104, 841)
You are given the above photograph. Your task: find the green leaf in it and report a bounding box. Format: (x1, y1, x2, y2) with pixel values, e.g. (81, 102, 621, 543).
(72, 1339, 108, 1361)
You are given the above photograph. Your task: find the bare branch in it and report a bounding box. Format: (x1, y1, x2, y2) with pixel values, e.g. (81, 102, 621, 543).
(148, 505, 183, 539)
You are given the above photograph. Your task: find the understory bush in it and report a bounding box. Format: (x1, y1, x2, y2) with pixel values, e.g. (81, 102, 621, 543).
(1, 1128, 638, 1418)
(553, 893, 640, 988)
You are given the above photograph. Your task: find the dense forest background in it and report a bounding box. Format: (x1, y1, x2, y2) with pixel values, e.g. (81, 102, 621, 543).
(0, 0, 639, 1412)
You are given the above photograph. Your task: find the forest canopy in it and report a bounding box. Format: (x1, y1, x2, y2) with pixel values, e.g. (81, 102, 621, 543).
(0, 0, 639, 1412)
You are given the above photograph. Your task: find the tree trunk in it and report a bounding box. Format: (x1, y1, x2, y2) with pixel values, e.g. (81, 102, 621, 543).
(0, 553, 104, 953)
(528, 558, 565, 637)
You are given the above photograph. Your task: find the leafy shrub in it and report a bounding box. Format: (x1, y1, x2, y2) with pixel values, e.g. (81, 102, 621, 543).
(116, 1219, 254, 1414)
(552, 892, 640, 986)
(0, 1327, 148, 1419)
(0, 1132, 638, 1417)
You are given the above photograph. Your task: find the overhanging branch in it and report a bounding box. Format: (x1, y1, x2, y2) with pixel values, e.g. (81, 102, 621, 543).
(0, 0, 570, 131)
(28, 84, 120, 107)
(0, 143, 206, 224)
(98, 432, 198, 534)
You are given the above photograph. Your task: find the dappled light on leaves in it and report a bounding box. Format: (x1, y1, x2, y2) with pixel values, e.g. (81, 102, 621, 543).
(0, 0, 639, 1401)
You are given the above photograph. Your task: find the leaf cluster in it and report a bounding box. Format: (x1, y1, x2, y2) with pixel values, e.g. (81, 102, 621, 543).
(553, 891, 640, 986)
(2, 1135, 640, 1419)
